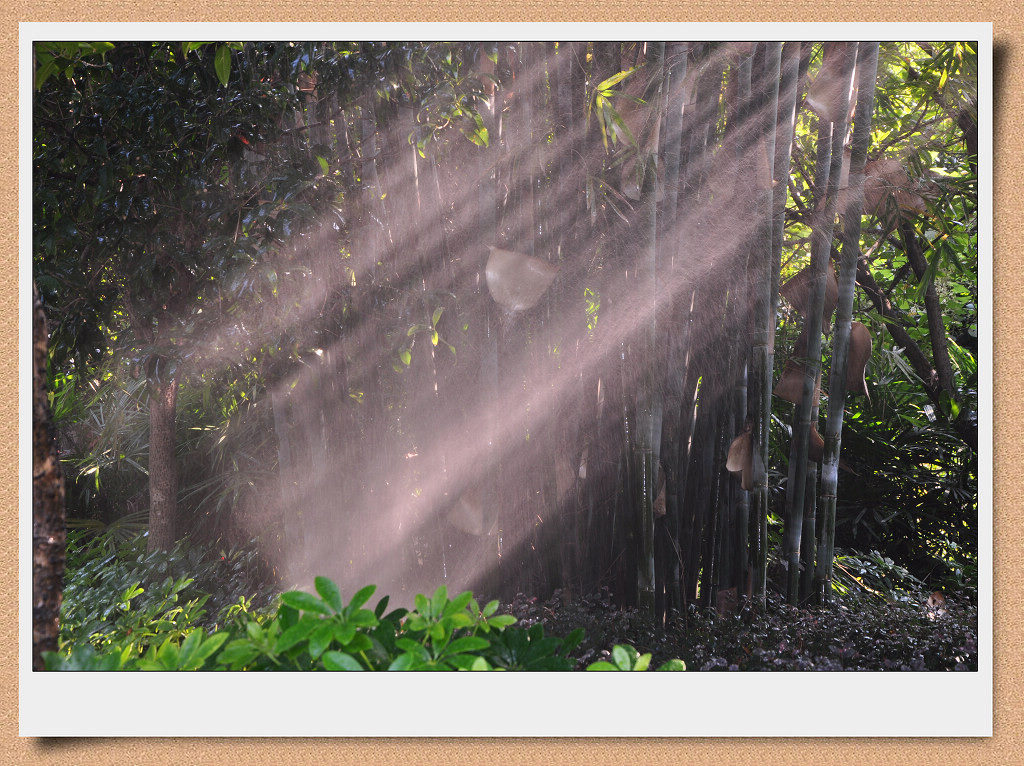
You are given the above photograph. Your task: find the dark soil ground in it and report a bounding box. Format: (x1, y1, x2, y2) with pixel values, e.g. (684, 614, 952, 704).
(507, 588, 979, 671)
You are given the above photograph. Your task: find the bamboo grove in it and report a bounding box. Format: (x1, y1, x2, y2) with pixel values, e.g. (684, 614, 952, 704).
(33, 40, 980, 618)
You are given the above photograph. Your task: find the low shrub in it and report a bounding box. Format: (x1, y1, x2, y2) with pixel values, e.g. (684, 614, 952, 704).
(46, 577, 686, 672)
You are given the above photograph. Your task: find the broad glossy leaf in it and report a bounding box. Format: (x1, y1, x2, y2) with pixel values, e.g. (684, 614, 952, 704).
(214, 44, 231, 87)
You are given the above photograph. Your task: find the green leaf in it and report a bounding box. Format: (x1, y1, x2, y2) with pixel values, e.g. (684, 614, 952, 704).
(177, 629, 204, 669)
(245, 621, 264, 643)
(395, 637, 424, 654)
(444, 590, 474, 617)
(317, 155, 329, 176)
(280, 591, 332, 615)
(562, 628, 585, 652)
(430, 585, 449, 615)
(217, 641, 260, 667)
(400, 349, 412, 366)
(322, 650, 364, 671)
(156, 637, 179, 668)
(487, 614, 516, 629)
(444, 636, 490, 655)
(314, 576, 344, 613)
(432, 307, 444, 326)
(214, 45, 232, 87)
(308, 622, 335, 659)
(185, 631, 230, 669)
(349, 584, 377, 612)
(35, 57, 59, 90)
(633, 653, 652, 672)
(275, 616, 321, 653)
(333, 621, 357, 645)
(656, 658, 687, 671)
(349, 609, 378, 628)
(346, 633, 373, 654)
(470, 656, 490, 671)
(586, 660, 619, 671)
(387, 653, 417, 671)
(611, 645, 632, 671)
(596, 67, 636, 92)
(606, 107, 637, 147)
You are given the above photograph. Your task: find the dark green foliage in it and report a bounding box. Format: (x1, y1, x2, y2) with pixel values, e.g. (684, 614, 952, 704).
(59, 531, 275, 655)
(836, 409, 977, 596)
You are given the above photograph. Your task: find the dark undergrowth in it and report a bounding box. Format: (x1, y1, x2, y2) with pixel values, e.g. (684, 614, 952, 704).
(507, 587, 978, 671)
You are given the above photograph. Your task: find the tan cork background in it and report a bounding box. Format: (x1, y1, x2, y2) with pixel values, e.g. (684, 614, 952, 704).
(1, 6, 1017, 764)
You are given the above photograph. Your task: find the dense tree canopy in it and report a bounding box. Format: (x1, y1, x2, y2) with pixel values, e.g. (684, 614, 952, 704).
(33, 40, 980, 625)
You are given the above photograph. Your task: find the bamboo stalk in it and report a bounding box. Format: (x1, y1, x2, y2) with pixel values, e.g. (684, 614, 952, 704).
(659, 41, 689, 618)
(799, 388, 821, 602)
(634, 41, 665, 619)
(752, 42, 793, 604)
(782, 42, 856, 605)
(738, 42, 782, 607)
(818, 42, 880, 602)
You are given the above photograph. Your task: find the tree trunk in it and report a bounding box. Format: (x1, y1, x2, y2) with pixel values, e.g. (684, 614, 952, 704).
(33, 283, 66, 670)
(147, 375, 180, 551)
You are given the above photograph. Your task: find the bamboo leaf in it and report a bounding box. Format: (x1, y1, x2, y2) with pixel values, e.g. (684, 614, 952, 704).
(596, 67, 637, 92)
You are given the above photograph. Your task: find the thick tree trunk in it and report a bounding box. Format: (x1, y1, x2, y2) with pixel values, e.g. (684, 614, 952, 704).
(33, 283, 65, 670)
(147, 376, 180, 552)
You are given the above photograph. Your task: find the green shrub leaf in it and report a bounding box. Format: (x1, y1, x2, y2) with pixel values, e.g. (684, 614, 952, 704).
(322, 651, 364, 671)
(349, 584, 377, 612)
(314, 576, 344, 613)
(281, 591, 332, 615)
(275, 616, 321, 653)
